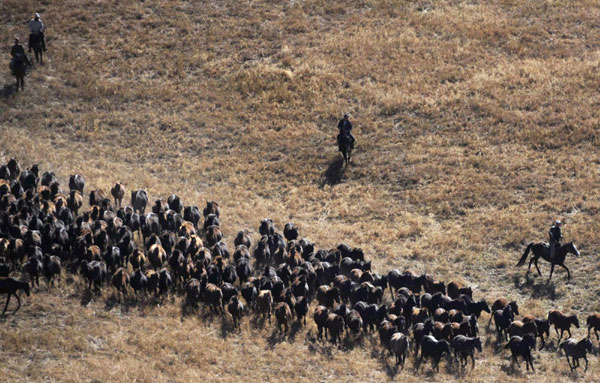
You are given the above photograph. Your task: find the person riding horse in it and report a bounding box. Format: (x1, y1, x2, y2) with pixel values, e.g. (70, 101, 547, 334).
(337, 114, 356, 150)
(10, 38, 25, 59)
(9, 38, 29, 91)
(27, 13, 46, 53)
(549, 220, 563, 259)
(10, 37, 30, 71)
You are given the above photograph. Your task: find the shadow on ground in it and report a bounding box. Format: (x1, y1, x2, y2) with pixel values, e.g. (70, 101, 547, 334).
(321, 157, 346, 187)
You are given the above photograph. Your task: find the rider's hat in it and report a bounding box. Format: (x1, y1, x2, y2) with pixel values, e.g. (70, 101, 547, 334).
(14, 36, 20, 42)
(555, 220, 562, 225)
(35, 13, 40, 18)
(343, 114, 349, 118)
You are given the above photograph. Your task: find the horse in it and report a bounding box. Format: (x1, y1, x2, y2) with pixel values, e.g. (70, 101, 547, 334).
(516, 242, 580, 282)
(587, 313, 600, 341)
(505, 334, 536, 371)
(493, 305, 514, 341)
(30, 34, 44, 64)
(10, 53, 28, 91)
(417, 335, 451, 372)
(450, 335, 482, 369)
(560, 338, 593, 372)
(0, 277, 30, 315)
(548, 310, 579, 343)
(337, 133, 352, 166)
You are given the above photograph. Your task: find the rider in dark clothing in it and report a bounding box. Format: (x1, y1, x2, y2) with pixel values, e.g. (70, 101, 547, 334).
(10, 38, 28, 73)
(337, 114, 356, 149)
(549, 220, 562, 259)
(11, 38, 25, 58)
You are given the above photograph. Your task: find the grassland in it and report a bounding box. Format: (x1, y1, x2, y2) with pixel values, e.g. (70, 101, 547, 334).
(2, 0, 600, 381)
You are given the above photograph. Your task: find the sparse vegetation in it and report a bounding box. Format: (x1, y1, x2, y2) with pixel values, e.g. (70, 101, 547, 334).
(2, 0, 600, 381)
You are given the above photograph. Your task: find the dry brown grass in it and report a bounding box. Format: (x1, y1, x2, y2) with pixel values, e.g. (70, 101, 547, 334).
(2, 0, 600, 381)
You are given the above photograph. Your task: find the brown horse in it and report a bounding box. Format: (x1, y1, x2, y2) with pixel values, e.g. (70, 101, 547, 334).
(516, 242, 579, 282)
(548, 310, 580, 343)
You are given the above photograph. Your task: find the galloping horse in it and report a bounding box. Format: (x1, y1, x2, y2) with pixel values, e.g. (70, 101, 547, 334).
(30, 34, 44, 64)
(337, 134, 352, 166)
(516, 242, 580, 282)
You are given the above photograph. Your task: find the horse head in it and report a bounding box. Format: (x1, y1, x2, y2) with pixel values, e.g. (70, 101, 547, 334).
(581, 338, 593, 353)
(480, 300, 491, 313)
(524, 334, 536, 351)
(571, 315, 580, 329)
(440, 340, 451, 355)
(565, 242, 580, 256)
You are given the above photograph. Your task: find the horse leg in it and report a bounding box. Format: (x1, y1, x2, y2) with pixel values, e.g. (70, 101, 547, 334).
(547, 264, 555, 283)
(584, 356, 588, 372)
(528, 354, 534, 371)
(513, 354, 520, 368)
(533, 258, 542, 276)
(560, 263, 571, 280)
(595, 328, 599, 341)
(14, 293, 21, 313)
(2, 294, 10, 315)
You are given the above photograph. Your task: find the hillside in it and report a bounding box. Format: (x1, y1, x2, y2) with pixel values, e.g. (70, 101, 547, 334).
(2, 0, 600, 381)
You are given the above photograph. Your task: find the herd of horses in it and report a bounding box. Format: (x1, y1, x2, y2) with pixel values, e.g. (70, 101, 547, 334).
(0, 157, 596, 374)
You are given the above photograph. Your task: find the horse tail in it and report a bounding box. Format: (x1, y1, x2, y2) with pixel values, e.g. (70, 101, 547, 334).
(516, 243, 533, 267)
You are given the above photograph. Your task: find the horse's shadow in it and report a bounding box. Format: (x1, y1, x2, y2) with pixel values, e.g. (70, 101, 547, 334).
(513, 273, 559, 300)
(80, 288, 102, 306)
(104, 292, 133, 313)
(1, 83, 18, 98)
(287, 321, 303, 343)
(321, 157, 346, 187)
(372, 348, 401, 379)
(220, 317, 238, 339)
(266, 328, 287, 349)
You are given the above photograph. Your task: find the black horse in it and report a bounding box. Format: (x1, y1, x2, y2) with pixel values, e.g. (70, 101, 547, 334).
(337, 133, 352, 166)
(30, 34, 44, 64)
(0, 277, 30, 315)
(10, 54, 28, 91)
(516, 242, 580, 282)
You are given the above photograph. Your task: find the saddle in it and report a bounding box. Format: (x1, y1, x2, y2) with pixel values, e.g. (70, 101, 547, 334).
(542, 242, 560, 258)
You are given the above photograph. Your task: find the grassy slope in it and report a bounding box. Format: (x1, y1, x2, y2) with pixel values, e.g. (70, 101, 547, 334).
(2, 0, 600, 381)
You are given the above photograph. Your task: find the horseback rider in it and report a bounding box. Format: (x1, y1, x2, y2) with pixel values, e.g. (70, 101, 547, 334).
(9, 37, 28, 73)
(549, 220, 563, 259)
(337, 114, 356, 149)
(27, 13, 46, 52)
(10, 37, 25, 58)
